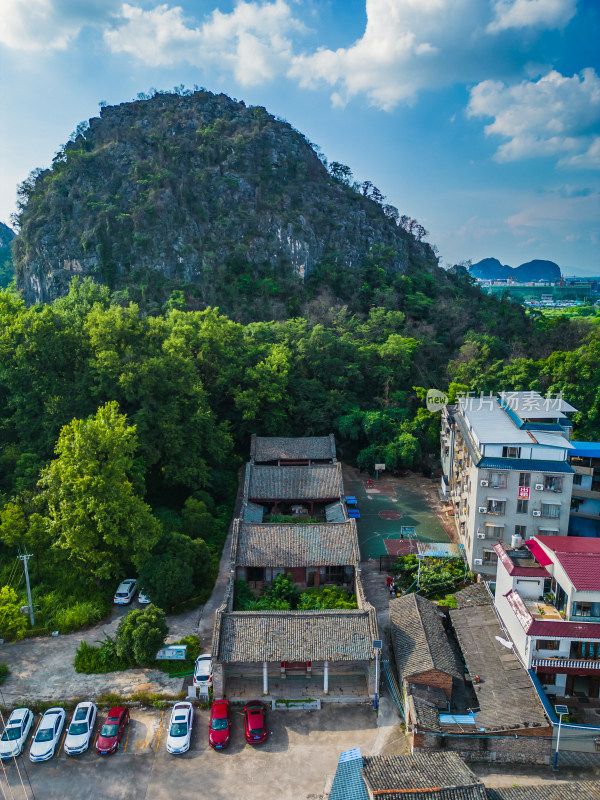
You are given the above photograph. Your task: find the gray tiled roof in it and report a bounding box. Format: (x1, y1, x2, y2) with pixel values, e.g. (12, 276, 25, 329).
(232, 520, 359, 567)
(486, 784, 600, 800)
(453, 583, 492, 608)
(248, 463, 344, 500)
(241, 501, 265, 522)
(450, 598, 549, 731)
(390, 594, 462, 681)
(250, 434, 336, 462)
(361, 753, 486, 800)
(325, 501, 347, 522)
(407, 695, 442, 733)
(214, 606, 378, 663)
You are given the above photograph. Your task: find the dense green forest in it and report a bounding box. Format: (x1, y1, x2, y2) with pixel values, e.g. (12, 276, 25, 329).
(0, 268, 599, 639)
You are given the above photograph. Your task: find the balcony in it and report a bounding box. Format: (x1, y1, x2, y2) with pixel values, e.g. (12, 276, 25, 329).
(532, 657, 600, 671)
(524, 599, 563, 621)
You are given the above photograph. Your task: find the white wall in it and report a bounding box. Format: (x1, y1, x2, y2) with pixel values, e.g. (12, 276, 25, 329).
(514, 577, 544, 600)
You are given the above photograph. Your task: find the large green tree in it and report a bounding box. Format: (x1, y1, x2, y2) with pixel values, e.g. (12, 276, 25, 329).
(39, 401, 161, 580)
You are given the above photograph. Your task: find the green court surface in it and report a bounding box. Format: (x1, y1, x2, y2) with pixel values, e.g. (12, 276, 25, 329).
(345, 478, 451, 559)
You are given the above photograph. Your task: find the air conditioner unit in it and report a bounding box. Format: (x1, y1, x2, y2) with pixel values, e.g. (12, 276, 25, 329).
(473, 558, 483, 566)
(477, 532, 486, 539)
(480, 480, 489, 487)
(478, 507, 487, 514)
(535, 484, 544, 491)
(532, 510, 541, 517)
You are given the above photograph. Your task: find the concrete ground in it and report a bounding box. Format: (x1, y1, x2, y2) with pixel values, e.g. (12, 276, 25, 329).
(0, 704, 391, 800)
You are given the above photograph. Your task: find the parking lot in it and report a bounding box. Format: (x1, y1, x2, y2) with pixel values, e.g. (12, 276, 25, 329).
(0, 703, 385, 800)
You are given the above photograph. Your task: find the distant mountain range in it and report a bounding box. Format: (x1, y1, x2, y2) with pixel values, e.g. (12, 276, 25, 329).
(469, 257, 561, 282)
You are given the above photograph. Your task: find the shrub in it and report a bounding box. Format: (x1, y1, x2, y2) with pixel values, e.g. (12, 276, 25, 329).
(298, 586, 357, 610)
(53, 602, 103, 633)
(0, 586, 28, 641)
(0, 663, 9, 682)
(115, 605, 168, 666)
(74, 637, 129, 674)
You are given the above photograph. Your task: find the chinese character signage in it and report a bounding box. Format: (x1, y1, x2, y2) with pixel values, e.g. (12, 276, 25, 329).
(518, 487, 530, 499)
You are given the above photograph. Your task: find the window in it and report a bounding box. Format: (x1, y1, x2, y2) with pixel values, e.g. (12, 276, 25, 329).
(544, 477, 563, 493)
(246, 567, 264, 582)
(519, 473, 531, 488)
(502, 446, 521, 458)
(536, 672, 556, 686)
(483, 550, 498, 564)
(571, 498, 582, 511)
(573, 474, 583, 486)
(538, 528, 559, 536)
(573, 602, 600, 619)
(541, 503, 561, 518)
(489, 472, 507, 489)
(516, 499, 529, 514)
(536, 640, 560, 651)
(487, 499, 506, 515)
(485, 524, 504, 539)
(515, 525, 527, 537)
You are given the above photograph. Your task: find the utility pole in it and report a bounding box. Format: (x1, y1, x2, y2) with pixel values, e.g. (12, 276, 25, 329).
(18, 552, 35, 627)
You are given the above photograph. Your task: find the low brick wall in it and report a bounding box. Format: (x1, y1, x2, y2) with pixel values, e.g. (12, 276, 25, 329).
(412, 728, 553, 765)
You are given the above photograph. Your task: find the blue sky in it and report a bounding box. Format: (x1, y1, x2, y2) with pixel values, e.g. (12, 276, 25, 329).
(1, 0, 599, 274)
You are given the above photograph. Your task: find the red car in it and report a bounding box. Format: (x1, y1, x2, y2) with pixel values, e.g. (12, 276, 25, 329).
(243, 701, 267, 744)
(95, 707, 130, 755)
(208, 699, 231, 749)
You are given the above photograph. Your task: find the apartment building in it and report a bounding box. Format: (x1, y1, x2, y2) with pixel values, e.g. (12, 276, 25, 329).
(441, 391, 576, 574)
(569, 441, 600, 538)
(493, 536, 600, 699)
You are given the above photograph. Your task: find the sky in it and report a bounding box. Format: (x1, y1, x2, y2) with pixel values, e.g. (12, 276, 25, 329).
(1, 0, 599, 274)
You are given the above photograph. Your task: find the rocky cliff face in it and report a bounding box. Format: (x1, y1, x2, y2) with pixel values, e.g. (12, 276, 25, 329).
(0, 222, 15, 288)
(14, 90, 433, 316)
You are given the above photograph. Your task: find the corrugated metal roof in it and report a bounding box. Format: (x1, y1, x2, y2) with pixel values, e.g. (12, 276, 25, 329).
(459, 399, 532, 445)
(499, 391, 577, 418)
(532, 431, 573, 449)
(478, 457, 574, 473)
(571, 441, 600, 459)
(329, 750, 369, 800)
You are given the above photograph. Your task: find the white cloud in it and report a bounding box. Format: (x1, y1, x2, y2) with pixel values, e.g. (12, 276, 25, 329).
(104, 1, 302, 85)
(506, 188, 600, 235)
(468, 69, 600, 168)
(0, 0, 119, 52)
(487, 0, 576, 33)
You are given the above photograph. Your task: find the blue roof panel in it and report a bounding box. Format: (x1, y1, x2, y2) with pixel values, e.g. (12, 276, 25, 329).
(571, 441, 600, 460)
(330, 750, 368, 800)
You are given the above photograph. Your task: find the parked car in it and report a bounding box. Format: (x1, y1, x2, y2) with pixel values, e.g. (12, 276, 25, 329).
(64, 701, 97, 755)
(193, 654, 213, 689)
(95, 707, 129, 755)
(208, 700, 230, 750)
(113, 579, 137, 605)
(166, 702, 193, 755)
(137, 589, 151, 604)
(243, 701, 268, 744)
(0, 708, 34, 759)
(29, 708, 66, 762)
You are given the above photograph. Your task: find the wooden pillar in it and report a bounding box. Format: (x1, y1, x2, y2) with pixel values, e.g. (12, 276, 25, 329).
(263, 661, 269, 695)
(310, 500, 314, 515)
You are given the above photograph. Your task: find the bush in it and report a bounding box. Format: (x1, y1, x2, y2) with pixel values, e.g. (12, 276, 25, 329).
(115, 605, 168, 666)
(53, 601, 103, 633)
(233, 579, 255, 611)
(298, 586, 357, 609)
(0, 663, 9, 682)
(74, 637, 129, 674)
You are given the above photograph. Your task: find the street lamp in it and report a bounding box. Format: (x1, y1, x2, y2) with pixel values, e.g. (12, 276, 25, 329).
(553, 704, 568, 770)
(373, 640, 382, 711)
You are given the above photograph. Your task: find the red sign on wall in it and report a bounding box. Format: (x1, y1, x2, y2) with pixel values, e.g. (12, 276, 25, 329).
(518, 487, 530, 499)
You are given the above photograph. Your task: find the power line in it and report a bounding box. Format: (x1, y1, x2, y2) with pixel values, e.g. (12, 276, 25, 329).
(0, 707, 30, 800)
(0, 688, 35, 800)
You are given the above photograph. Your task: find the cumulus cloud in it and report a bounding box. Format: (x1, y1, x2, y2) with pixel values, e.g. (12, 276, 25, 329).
(104, 1, 302, 85)
(486, 0, 577, 33)
(468, 69, 600, 168)
(0, 0, 120, 52)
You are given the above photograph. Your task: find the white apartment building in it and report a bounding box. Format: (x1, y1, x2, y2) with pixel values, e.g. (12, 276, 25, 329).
(441, 391, 576, 574)
(493, 536, 600, 699)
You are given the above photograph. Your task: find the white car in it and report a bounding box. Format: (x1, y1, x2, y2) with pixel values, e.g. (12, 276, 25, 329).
(193, 654, 213, 689)
(0, 707, 34, 759)
(64, 701, 97, 755)
(29, 708, 65, 762)
(114, 579, 137, 605)
(137, 589, 151, 604)
(166, 702, 193, 755)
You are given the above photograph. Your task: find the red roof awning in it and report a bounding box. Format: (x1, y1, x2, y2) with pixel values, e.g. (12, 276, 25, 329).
(525, 539, 553, 567)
